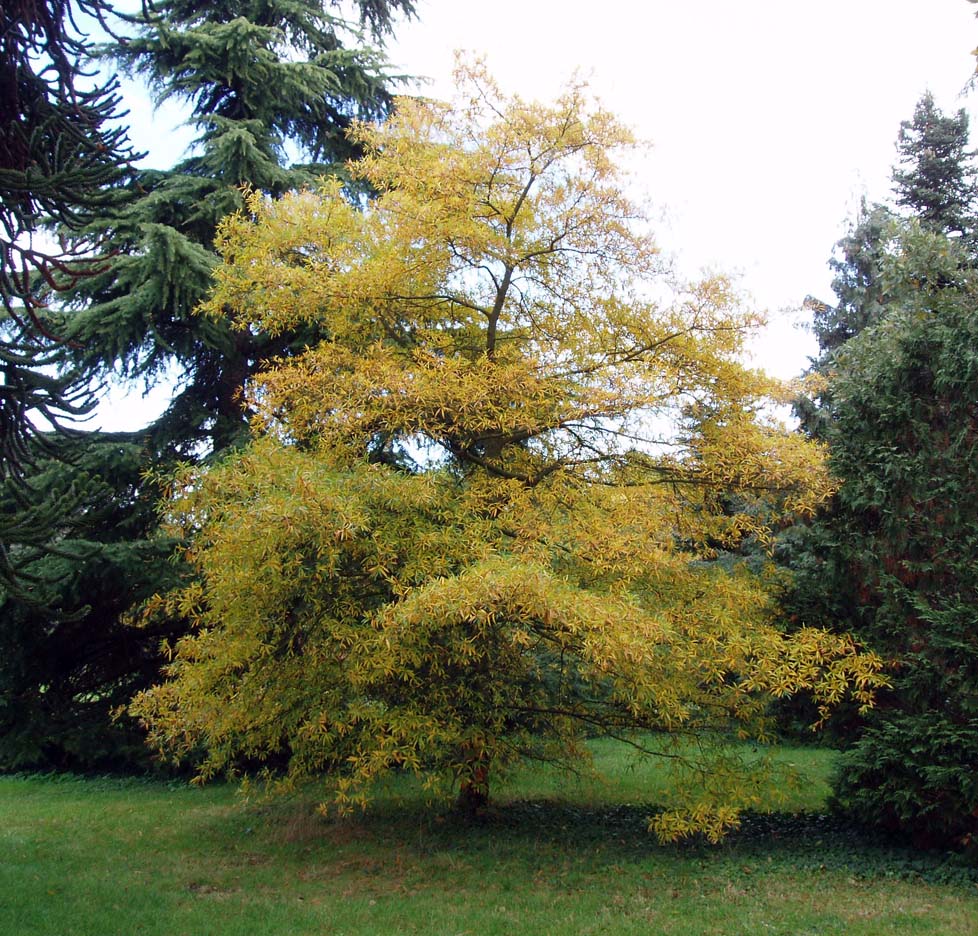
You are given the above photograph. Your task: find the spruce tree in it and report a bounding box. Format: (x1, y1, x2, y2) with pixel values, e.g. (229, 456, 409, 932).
(0, 0, 415, 771)
(794, 201, 893, 440)
(796, 94, 978, 438)
(816, 201, 893, 358)
(809, 94, 977, 372)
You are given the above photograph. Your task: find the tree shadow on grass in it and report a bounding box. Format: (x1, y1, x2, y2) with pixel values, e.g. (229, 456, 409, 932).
(184, 782, 977, 890)
(401, 799, 978, 887)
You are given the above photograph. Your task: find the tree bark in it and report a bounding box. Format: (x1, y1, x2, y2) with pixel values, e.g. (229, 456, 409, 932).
(456, 742, 490, 816)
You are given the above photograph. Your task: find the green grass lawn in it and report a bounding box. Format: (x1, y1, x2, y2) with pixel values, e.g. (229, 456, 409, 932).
(2, 741, 976, 935)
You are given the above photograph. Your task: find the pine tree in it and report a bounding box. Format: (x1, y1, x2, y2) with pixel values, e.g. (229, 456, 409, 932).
(1, 0, 134, 349)
(0, 0, 415, 771)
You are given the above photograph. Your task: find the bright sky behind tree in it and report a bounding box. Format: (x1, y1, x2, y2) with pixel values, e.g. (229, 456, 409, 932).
(107, 0, 978, 428)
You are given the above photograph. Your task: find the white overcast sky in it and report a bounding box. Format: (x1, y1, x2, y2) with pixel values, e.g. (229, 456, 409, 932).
(106, 0, 978, 428)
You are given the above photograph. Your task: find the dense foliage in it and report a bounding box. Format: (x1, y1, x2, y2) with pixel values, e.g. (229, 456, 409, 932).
(783, 95, 978, 848)
(796, 93, 978, 440)
(822, 227, 978, 848)
(0, 436, 184, 769)
(131, 67, 885, 841)
(892, 93, 978, 240)
(0, 0, 137, 590)
(66, 0, 415, 454)
(0, 0, 414, 771)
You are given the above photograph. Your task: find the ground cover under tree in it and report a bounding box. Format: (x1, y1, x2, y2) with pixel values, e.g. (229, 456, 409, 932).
(2, 740, 975, 936)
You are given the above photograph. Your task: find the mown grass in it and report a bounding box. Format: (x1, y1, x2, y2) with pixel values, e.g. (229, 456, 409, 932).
(2, 741, 976, 935)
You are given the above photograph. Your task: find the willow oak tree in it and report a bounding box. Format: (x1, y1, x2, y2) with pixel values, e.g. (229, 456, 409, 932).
(131, 67, 884, 841)
(0, 0, 414, 772)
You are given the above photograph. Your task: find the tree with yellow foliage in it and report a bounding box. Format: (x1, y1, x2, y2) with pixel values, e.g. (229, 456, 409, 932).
(131, 63, 884, 841)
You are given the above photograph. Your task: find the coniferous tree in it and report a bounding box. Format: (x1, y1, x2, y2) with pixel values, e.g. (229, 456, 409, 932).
(0, 0, 137, 588)
(780, 97, 978, 846)
(892, 91, 978, 239)
(823, 227, 978, 847)
(794, 201, 894, 440)
(68, 0, 415, 455)
(796, 93, 977, 439)
(815, 201, 893, 358)
(0, 0, 415, 771)
(805, 93, 977, 380)
(0, 435, 185, 769)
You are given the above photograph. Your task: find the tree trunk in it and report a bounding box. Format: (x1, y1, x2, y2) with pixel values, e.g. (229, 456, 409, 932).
(456, 742, 490, 817)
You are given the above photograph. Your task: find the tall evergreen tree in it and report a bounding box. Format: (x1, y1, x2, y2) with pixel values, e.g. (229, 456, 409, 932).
(794, 201, 894, 439)
(815, 201, 893, 358)
(0, 0, 415, 771)
(0, 0, 137, 588)
(68, 0, 414, 454)
(796, 93, 977, 438)
(0, 434, 185, 769)
(823, 226, 978, 847)
(892, 91, 978, 238)
(781, 97, 978, 846)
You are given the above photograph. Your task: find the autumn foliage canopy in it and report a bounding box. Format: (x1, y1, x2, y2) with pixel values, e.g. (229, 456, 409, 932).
(130, 64, 885, 841)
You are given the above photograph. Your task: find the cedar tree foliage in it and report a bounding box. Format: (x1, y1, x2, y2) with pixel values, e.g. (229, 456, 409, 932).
(63, 0, 415, 455)
(131, 65, 885, 842)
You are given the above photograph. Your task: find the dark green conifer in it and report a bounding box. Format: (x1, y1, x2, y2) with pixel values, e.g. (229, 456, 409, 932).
(892, 91, 978, 238)
(797, 94, 977, 438)
(0, 434, 184, 770)
(824, 227, 978, 847)
(0, 0, 415, 771)
(782, 97, 978, 846)
(68, 0, 414, 453)
(0, 0, 137, 588)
